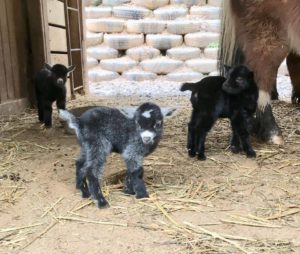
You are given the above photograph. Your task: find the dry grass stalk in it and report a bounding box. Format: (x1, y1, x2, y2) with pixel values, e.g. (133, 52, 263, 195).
(166, 198, 213, 207)
(152, 199, 181, 228)
(71, 200, 94, 212)
(0, 223, 44, 233)
(41, 196, 64, 218)
(56, 216, 127, 227)
(184, 222, 252, 254)
(20, 221, 58, 250)
(267, 208, 300, 220)
(221, 214, 282, 228)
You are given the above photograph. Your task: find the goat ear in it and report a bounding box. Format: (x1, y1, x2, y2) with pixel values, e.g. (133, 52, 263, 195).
(118, 107, 137, 118)
(45, 63, 52, 70)
(161, 107, 177, 119)
(67, 65, 76, 73)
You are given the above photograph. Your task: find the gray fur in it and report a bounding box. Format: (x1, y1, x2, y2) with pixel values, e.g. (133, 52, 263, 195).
(59, 102, 167, 208)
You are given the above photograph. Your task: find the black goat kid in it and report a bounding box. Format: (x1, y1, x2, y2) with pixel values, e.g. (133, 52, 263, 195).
(35, 63, 75, 127)
(181, 65, 258, 160)
(59, 103, 167, 208)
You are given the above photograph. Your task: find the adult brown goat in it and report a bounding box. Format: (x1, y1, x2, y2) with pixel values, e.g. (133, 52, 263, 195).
(219, 0, 300, 145)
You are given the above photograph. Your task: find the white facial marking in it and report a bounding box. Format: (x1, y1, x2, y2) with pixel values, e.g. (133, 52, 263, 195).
(140, 130, 155, 144)
(57, 78, 64, 85)
(258, 90, 271, 111)
(142, 109, 153, 118)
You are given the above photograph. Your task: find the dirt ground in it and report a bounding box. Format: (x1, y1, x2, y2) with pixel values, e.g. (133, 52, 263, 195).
(0, 95, 300, 254)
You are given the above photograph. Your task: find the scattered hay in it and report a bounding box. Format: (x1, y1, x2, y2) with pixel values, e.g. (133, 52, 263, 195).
(0, 97, 299, 253)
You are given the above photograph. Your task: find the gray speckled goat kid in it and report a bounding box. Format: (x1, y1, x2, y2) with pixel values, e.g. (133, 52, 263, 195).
(59, 102, 166, 208)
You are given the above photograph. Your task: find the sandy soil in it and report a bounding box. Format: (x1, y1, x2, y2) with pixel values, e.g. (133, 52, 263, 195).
(0, 94, 300, 254)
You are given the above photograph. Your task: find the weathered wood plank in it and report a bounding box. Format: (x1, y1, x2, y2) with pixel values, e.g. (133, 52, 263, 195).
(0, 22, 8, 103)
(0, 0, 15, 100)
(6, 0, 21, 99)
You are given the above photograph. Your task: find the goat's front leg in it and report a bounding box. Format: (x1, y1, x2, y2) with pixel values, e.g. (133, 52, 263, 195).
(123, 174, 135, 195)
(56, 97, 66, 110)
(123, 155, 148, 199)
(230, 127, 241, 154)
(231, 113, 256, 158)
(43, 100, 53, 127)
(131, 166, 148, 199)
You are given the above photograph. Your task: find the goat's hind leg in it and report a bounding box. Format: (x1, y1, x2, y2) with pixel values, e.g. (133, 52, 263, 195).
(86, 169, 109, 208)
(187, 123, 198, 157)
(196, 115, 214, 161)
(85, 148, 109, 208)
(196, 129, 208, 160)
(75, 151, 90, 198)
(187, 110, 200, 157)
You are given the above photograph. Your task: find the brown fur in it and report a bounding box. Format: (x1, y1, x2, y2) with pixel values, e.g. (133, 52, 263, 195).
(221, 0, 300, 99)
(219, 0, 300, 144)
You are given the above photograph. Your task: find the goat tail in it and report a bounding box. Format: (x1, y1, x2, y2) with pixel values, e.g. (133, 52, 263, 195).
(180, 82, 196, 92)
(59, 110, 79, 135)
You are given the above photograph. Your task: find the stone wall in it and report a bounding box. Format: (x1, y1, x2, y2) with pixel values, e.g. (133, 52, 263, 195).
(84, 0, 288, 84)
(84, 0, 223, 83)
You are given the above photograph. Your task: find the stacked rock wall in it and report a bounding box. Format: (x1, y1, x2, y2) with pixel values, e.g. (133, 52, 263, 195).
(84, 0, 223, 83)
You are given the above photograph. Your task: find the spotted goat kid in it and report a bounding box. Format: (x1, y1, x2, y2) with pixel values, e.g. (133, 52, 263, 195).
(181, 65, 258, 160)
(59, 102, 169, 208)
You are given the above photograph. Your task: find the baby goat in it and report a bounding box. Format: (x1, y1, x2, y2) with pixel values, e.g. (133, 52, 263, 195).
(181, 65, 258, 160)
(35, 63, 75, 127)
(59, 103, 166, 208)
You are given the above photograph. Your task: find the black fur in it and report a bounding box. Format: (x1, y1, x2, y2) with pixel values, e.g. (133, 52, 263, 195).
(181, 65, 258, 160)
(59, 102, 167, 208)
(35, 63, 75, 127)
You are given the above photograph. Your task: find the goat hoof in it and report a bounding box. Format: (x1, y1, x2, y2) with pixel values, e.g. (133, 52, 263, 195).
(136, 191, 149, 199)
(97, 198, 110, 209)
(230, 145, 240, 154)
(123, 187, 135, 195)
(197, 154, 206, 161)
(246, 150, 256, 158)
(81, 190, 91, 198)
(188, 149, 196, 157)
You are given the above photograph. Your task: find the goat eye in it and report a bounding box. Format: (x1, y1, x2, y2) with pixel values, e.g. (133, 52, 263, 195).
(154, 121, 162, 129)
